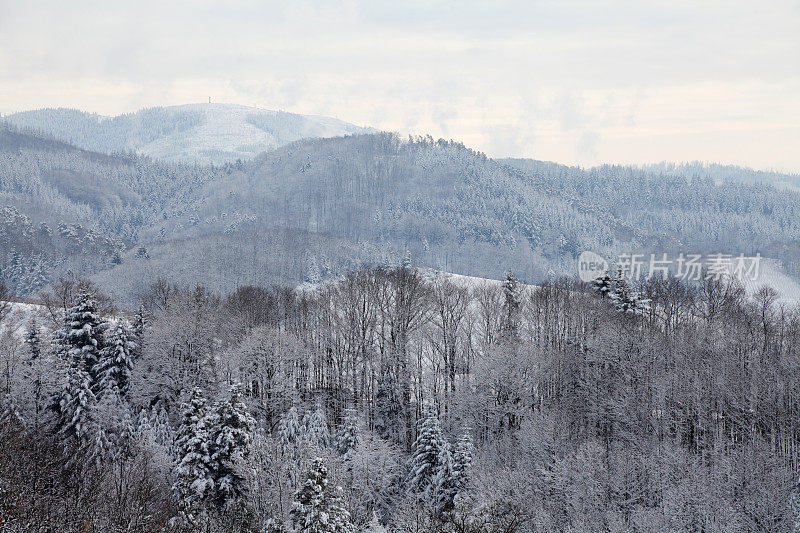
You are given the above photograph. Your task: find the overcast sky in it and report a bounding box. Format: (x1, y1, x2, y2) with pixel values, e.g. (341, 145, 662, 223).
(1, 0, 798, 171)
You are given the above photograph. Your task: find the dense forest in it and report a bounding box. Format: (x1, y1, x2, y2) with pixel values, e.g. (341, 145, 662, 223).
(1, 266, 798, 532)
(3, 122, 800, 305)
(3, 113, 800, 530)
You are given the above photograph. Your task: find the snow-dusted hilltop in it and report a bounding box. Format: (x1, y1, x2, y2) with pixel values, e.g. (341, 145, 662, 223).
(4, 103, 374, 165)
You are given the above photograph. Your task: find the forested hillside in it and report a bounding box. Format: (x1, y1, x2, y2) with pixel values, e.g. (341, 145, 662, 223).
(1, 267, 798, 531)
(3, 111, 800, 532)
(101, 133, 800, 301)
(0, 122, 224, 296)
(3, 124, 800, 303)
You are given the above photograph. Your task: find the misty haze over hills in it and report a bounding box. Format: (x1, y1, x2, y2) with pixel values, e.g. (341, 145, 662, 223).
(2, 107, 800, 305)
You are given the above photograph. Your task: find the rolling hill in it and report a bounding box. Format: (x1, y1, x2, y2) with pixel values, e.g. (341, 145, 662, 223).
(3, 103, 373, 165)
(3, 120, 800, 306)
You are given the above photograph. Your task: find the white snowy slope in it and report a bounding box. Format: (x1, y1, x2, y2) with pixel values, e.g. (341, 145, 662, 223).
(138, 103, 374, 164)
(296, 268, 534, 296)
(738, 258, 800, 305)
(0, 301, 47, 339)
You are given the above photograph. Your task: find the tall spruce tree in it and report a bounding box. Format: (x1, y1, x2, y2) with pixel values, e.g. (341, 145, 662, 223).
(278, 406, 304, 457)
(435, 431, 474, 513)
(96, 322, 136, 398)
(22, 317, 47, 430)
(132, 304, 146, 361)
(25, 317, 41, 360)
(290, 457, 355, 533)
(408, 400, 450, 501)
(56, 292, 106, 379)
(304, 402, 331, 449)
(500, 270, 521, 339)
(52, 361, 96, 443)
(609, 272, 650, 315)
(591, 272, 614, 298)
(0, 393, 25, 430)
(336, 409, 360, 460)
(50, 293, 108, 443)
(173, 388, 215, 525)
(451, 432, 473, 498)
(91, 386, 133, 464)
(208, 383, 255, 506)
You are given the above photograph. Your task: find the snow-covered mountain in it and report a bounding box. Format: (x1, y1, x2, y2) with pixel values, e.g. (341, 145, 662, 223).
(5, 123, 800, 305)
(4, 103, 374, 165)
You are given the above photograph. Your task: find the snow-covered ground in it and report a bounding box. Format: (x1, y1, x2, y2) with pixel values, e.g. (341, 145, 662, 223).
(738, 258, 800, 305)
(298, 261, 800, 307)
(0, 301, 47, 339)
(296, 268, 529, 296)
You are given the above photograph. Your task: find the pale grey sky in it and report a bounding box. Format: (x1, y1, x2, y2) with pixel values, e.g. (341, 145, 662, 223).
(1, 0, 798, 171)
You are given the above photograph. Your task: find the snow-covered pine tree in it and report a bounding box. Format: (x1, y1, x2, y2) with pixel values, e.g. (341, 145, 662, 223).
(305, 402, 331, 449)
(278, 406, 304, 457)
(153, 406, 174, 448)
(173, 388, 215, 525)
(52, 361, 97, 443)
(96, 322, 136, 398)
(433, 441, 456, 514)
(135, 406, 175, 479)
(21, 320, 58, 431)
(408, 400, 450, 501)
(91, 386, 132, 463)
(25, 317, 41, 360)
(118, 408, 135, 453)
(591, 272, 614, 298)
(132, 304, 146, 361)
(137, 405, 174, 449)
(434, 431, 474, 513)
(501, 270, 521, 338)
(25, 256, 48, 294)
(55, 292, 107, 380)
(451, 432, 473, 499)
(363, 512, 387, 533)
(306, 256, 322, 285)
(208, 383, 255, 506)
(336, 409, 360, 460)
(290, 457, 355, 533)
(609, 273, 650, 315)
(136, 407, 153, 437)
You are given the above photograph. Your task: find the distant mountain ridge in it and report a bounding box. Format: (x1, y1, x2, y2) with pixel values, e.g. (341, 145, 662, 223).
(4, 103, 374, 165)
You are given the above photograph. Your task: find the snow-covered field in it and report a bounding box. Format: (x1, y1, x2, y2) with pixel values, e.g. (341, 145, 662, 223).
(139, 103, 373, 164)
(739, 258, 800, 305)
(299, 261, 800, 308)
